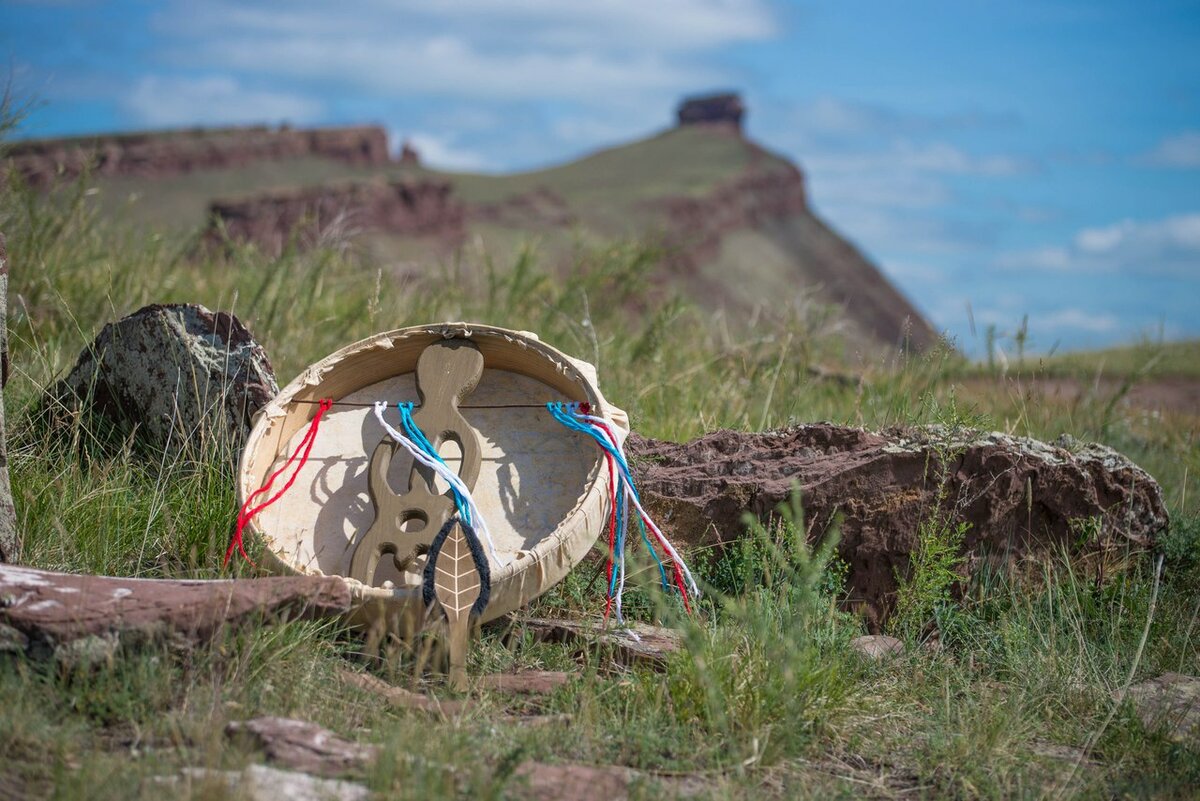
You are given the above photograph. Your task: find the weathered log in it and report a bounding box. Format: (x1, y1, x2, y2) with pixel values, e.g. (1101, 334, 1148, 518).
(0, 230, 16, 563)
(0, 564, 350, 659)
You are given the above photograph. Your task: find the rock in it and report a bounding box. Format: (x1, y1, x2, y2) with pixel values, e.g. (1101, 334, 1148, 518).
(478, 670, 577, 695)
(0, 564, 350, 656)
(628, 424, 1168, 628)
(676, 92, 745, 131)
(850, 635, 904, 660)
(44, 303, 278, 452)
(0, 231, 17, 564)
(514, 618, 682, 669)
(511, 761, 704, 800)
(512, 762, 635, 801)
(207, 179, 465, 256)
(399, 139, 421, 165)
(1124, 673, 1200, 744)
(226, 717, 377, 777)
(0, 621, 28, 654)
(6, 124, 390, 189)
(338, 668, 466, 717)
(153, 764, 369, 801)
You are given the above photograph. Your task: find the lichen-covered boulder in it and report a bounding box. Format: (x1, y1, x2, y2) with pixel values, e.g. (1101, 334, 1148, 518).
(628, 424, 1168, 628)
(45, 303, 277, 452)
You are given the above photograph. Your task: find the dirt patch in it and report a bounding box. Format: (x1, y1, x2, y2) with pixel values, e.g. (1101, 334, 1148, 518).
(959, 375, 1200, 419)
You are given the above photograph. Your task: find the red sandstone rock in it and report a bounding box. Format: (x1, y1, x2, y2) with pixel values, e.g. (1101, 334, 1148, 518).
(512, 762, 636, 801)
(627, 425, 1167, 629)
(399, 140, 421, 166)
(468, 187, 576, 228)
(226, 717, 377, 777)
(477, 670, 577, 695)
(207, 179, 465, 256)
(513, 617, 682, 668)
(5, 125, 390, 188)
(338, 668, 466, 717)
(653, 161, 940, 351)
(0, 564, 350, 657)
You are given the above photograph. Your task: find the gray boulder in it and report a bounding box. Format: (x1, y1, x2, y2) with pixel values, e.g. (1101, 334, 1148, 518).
(45, 303, 277, 452)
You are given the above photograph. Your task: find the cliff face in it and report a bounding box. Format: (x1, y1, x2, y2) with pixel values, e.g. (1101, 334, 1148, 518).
(653, 159, 940, 351)
(6, 125, 390, 187)
(7, 108, 941, 351)
(657, 163, 808, 268)
(207, 179, 464, 256)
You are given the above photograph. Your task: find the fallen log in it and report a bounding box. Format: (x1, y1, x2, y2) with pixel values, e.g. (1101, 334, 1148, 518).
(0, 564, 350, 660)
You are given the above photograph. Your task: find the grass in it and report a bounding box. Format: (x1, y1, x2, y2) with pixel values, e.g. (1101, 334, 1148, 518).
(1, 173, 1198, 799)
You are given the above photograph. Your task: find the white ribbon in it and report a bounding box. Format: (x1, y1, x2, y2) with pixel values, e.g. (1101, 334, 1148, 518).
(372, 402, 501, 566)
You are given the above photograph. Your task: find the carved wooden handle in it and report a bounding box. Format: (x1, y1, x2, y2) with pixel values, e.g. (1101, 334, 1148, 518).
(349, 339, 485, 586)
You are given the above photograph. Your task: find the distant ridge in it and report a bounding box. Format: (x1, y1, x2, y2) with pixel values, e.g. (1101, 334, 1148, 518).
(5, 95, 941, 352)
(5, 124, 389, 187)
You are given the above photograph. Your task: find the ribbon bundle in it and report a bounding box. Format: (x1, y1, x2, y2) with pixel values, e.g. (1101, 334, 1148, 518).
(371, 401, 500, 565)
(547, 401, 699, 621)
(228, 397, 698, 624)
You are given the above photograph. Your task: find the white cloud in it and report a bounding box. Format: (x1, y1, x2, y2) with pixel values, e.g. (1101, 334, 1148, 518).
(122, 75, 321, 127)
(201, 37, 713, 103)
(805, 141, 1034, 177)
(402, 133, 489, 172)
(993, 245, 1071, 270)
(1037, 308, 1121, 335)
(154, 0, 774, 51)
(995, 212, 1200, 278)
(150, 0, 772, 106)
(797, 97, 1018, 139)
(1138, 131, 1200, 169)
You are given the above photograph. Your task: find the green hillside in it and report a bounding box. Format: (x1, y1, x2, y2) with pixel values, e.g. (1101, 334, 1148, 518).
(33, 122, 938, 353)
(1038, 339, 1200, 379)
(90, 126, 790, 234)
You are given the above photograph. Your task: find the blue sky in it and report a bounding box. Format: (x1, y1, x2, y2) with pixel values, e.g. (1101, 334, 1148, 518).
(4, 0, 1199, 354)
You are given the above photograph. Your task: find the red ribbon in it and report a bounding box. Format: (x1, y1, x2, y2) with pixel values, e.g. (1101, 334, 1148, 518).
(224, 398, 333, 568)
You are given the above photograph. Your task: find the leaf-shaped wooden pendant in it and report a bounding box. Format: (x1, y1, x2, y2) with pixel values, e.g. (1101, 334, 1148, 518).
(423, 518, 490, 690)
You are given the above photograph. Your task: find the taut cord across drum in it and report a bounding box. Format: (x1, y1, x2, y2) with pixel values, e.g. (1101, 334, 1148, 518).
(229, 396, 698, 621)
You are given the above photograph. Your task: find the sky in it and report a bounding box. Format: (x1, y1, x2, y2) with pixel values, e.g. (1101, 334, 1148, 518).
(3, 0, 1199, 355)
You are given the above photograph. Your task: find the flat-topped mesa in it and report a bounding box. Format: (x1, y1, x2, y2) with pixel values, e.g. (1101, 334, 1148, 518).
(206, 178, 465, 256)
(677, 92, 745, 132)
(5, 124, 391, 188)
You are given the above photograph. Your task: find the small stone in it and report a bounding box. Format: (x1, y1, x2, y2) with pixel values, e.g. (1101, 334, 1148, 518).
(478, 670, 577, 695)
(1124, 673, 1200, 744)
(154, 764, 369, 801)
(0, 621, 27, 654)
(226, 717, 377, 776)
(515, 618, 682, 669)
(850, 635, 904, 661)
(512, 762, 634, 801)
(338, 668, 465, 717)
(53, 632, 119, 668)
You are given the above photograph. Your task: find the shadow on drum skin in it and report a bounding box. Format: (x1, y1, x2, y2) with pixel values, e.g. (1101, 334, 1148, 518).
(284, 370, 596, 587)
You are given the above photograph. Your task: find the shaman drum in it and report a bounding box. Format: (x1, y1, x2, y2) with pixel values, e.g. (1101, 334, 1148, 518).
(237, 323, 624, 629)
